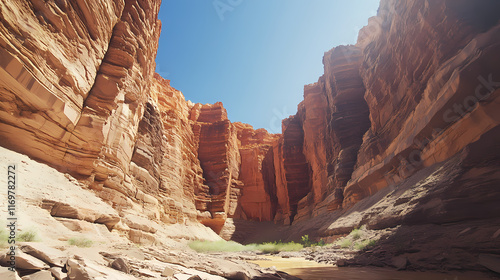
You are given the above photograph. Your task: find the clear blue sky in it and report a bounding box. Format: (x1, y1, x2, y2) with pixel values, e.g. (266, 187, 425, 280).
(156, 0, 380, 133)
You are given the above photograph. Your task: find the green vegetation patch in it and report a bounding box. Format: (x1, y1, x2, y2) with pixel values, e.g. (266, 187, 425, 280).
(188, 240, 304, 253)
(336, 226, 377, 251)
(354, 239, 376, 250)
(68, 237, 93, 248)
(17, 229, 40, 242)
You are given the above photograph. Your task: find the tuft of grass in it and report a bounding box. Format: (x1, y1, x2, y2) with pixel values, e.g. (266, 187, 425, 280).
(68, 237, 93, 248)
(189, 240, 247, 252)
(188, 240, 303, 253)
(354, 239, 377, 250)
(339, 239, 352, 249)
(17, 229, 40, 242)
(257, 242, 303, 253)
(350, 228, 362, 240)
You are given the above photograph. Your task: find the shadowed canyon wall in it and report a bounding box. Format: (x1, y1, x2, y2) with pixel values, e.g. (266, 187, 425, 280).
(0, 0, 499, 253)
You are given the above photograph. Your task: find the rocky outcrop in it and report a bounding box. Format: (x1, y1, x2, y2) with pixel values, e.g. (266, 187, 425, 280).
(290, 46, 371, 223)
(0, 0, 166, 242)
(0, 0, 161, 181)
(273, 114, 312, 224)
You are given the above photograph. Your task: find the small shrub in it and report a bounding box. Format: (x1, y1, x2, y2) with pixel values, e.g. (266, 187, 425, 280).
(354, 239, 376, 250)
(301, 235, 312, 247)
(350, 228, 362, 240)
(68, 237, 93, 248)
(316, 239, 326, 247)
(17, 229, 39, 242)
(339, 239, 352, 249)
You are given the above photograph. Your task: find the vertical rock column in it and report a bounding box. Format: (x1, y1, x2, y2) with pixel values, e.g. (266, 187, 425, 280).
(192, 103, 242, 233)
(321, 46, 370, 211)
(234, 123, 279, 221)
(273, 115, 312, 224)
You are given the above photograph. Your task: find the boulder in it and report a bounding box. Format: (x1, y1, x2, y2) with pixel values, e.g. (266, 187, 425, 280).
(66, 259, 93, 280)
(48, 267, 66, 280)
(391, 256, 408, 270)
(161, 266, 175, 277)
(110, 258, 130, 274)
(20, 243, 67, 267)
(0, 250, 49, 270)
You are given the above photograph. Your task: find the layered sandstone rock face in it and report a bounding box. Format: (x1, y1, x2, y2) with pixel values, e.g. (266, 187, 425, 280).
(272, 114, 312, 224)
(0, 0, 222, 243)
(0, 0, 161, 180)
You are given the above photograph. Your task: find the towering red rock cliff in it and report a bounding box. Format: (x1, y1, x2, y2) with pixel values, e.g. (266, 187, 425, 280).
(234, 122, 279, 222)
(0, 0, 161, 183)
(272, 114, 312, 224)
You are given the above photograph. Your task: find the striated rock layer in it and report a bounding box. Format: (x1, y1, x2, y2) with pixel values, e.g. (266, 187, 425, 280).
(340, 0, 500, 210)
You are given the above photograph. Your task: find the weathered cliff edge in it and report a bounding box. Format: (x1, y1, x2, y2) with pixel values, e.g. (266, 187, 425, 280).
(1, 0, 500, 273)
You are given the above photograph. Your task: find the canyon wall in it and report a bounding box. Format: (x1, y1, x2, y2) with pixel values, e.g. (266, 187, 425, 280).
(0, 0, 280, 241)
(266, 0, 500, 226)
(341, 0, 500, 209)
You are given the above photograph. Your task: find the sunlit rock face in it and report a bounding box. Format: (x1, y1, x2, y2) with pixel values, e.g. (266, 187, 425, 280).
(0, 0, 162, 188)
(190, 102, 242, 233)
